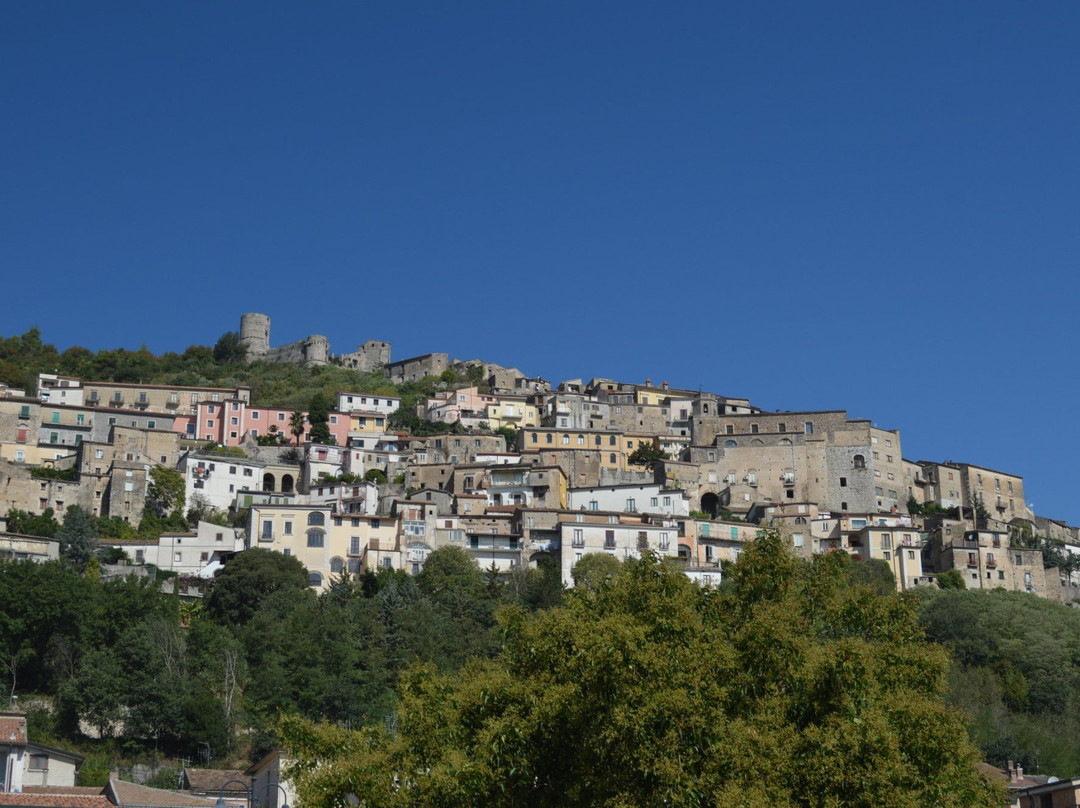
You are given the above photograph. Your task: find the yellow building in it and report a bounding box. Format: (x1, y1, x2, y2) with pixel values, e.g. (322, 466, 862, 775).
(519, 427, 630, 471)
(248, 504, 401, 590)
(484, 397, 539, 430)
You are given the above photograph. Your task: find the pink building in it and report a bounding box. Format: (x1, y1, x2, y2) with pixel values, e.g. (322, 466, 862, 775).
(176, 397, 349, 447)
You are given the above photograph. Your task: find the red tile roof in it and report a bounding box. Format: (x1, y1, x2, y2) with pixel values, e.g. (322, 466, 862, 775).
(0, 714, 27, 745)
(0, 794, 110, 808)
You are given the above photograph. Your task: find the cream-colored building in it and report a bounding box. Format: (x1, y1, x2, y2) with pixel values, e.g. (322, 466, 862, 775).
(248, 503, 401, 588)
(78, 380, 251, 416)
(559, 515, 677, 586)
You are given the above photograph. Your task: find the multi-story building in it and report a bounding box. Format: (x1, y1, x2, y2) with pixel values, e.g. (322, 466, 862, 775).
(248, 503, 400, 588)
(567, 482, 688, 517)
(558, 515, 678, 586)
(80, 380, 251, 415)
(336, 391, 401, 417)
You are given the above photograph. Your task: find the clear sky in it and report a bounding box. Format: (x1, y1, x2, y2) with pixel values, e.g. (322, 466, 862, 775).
(2, 3, 1078, 521)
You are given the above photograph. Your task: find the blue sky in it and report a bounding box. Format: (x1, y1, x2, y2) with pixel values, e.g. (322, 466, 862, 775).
(2, 3, 1078, 521)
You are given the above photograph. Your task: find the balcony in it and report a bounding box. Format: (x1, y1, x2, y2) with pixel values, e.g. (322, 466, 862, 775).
(986, 558, 997, 568)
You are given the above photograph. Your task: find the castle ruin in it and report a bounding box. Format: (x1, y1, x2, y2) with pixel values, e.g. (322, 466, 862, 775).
(239, 313, 390, 371)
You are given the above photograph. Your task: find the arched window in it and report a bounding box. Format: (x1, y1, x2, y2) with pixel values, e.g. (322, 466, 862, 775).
(308, 512, 325, 526)
(308, 572, 323, 588)
(281, 474, 295, 493)
(330, 557, 344, 574)
(262, 472, 275, 492)
(307, 529, 325, 548)
(724, 440, 737, 448)
(347, 559, 361, 574)
(853, 454, 866, 469)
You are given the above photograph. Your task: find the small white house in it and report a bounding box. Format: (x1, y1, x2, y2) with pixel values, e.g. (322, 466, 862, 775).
(1, 711, 83, 791)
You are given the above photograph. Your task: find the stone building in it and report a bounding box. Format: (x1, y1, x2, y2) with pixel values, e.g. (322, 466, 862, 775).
(384, 353, 449, 384)
(340, 340, 392, 372)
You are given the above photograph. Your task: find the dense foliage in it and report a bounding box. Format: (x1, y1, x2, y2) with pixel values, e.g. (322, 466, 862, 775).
(280, 535, 1001, 807)
(0, 546, 563, 771)
(919, 586, 1080, 775)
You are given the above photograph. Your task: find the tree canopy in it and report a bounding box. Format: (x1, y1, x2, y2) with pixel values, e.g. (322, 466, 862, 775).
(205, 548, 311, 626)
(281, 534, 1001, 807)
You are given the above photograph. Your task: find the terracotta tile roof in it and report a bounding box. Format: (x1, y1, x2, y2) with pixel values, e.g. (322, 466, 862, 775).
(181, 771, 248, 795)
(0, 714, 27, 745)
(0, 794, 110, 808)
(107, 781, 218, 808)
(21, 789, 103, 797)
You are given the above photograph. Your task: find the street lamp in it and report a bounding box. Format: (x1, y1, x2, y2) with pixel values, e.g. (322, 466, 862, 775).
(215, 780, 289, 808)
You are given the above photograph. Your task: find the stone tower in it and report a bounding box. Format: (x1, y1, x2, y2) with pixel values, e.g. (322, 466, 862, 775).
(240, 312, 270, 360)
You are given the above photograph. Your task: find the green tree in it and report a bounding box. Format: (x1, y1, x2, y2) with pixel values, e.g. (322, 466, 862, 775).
(55, 506, 99, 570)
(494, 425, 519, 451)
(307, 392, 332, 444)
(5, 508, 60, 538)
(146, 465, 185, 519)
(936, 568, 967, 590)
(289, 410, 307, 447)
(569, 551, 622, 593)
(280, 534, 1001, 807)
(206, 548, 311, 627)
(213, 331, 248, 364)
(627, 441, 665, 468)
(363, 468, 387, 484)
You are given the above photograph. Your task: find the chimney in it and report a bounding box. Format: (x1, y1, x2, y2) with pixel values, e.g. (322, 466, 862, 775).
(646, 378, 651, 387)
(1016, 764, 1024, 780)
(662, 381, 669, 390)
(1007, 760, 1015, 781)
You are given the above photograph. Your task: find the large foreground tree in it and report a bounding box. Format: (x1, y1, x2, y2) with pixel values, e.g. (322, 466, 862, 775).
(281, 533, 1001, 807)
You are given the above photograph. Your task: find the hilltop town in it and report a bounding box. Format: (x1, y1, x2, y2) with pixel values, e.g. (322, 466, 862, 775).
(2, 312, 1077, 602)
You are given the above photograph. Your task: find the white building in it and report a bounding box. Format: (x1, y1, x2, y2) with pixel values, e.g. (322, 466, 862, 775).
(558, 519, 677, 587)
(1, 711, 83, 791)
(181, 452, 268, 512)
(336, 392, 400, 416)
(568, 483, 689, 517)
(102, 521, 244, 577)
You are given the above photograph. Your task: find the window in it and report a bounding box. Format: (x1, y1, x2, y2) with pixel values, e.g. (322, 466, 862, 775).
(1015, 554, 1022, 565)
(283, 548, 292, 556)
(839, 477, 847, 487)
(804, 421, 814, 435)
(659, 532, 670, 549)
(562, 435, 569, 445)
(610, 454, 617, 464)
(778, 423, 786, 433)
(309, 572, 323, 587)
(28, 754, 48, 771)
(577, 434, 584, 445)
(308, 512, 325, 526)
(875, 486, 883, 496)
(626, 498, 636, 511)
(853, 454, 865, 469)
(307, 530, 325, 547)
(589, 500, 598, 511)
(604, 530, 616, 549)
(751, 424, 758, 434)
(330, 557, 344, 573)
(283, 520, 293, 535)
(651, 497, 658, 507)
(261, 520, 273, 539)
(573, 528, 584, 547)
(793, 534, 804, 548)
(350, 536, 361, 555)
